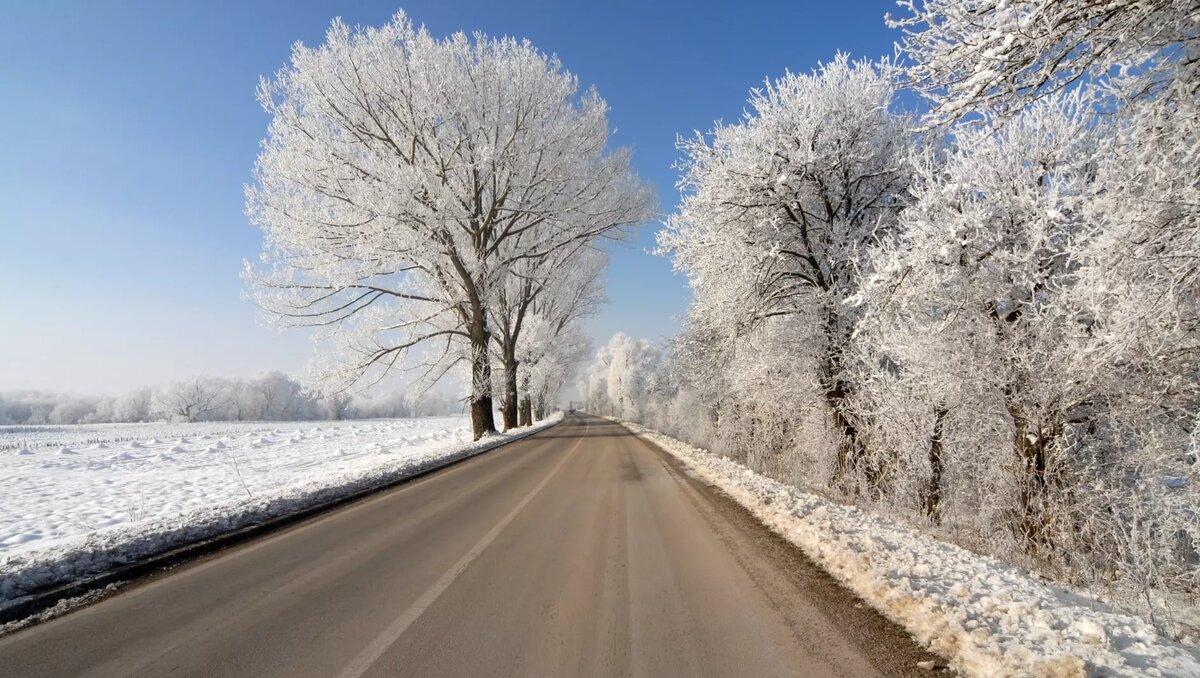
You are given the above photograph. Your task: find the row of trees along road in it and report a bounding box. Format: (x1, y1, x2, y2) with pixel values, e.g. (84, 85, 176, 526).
(246, 13, 655, 439)
(584, 0, 1199, 634)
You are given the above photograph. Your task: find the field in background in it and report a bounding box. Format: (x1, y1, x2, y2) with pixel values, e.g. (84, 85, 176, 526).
(0, 417, 469, 557)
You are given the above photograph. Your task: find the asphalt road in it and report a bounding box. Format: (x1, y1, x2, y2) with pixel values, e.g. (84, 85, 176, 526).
(0, 414, 937, 677)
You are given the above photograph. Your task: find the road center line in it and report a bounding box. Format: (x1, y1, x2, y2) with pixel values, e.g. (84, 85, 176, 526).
(335, 418, 590, 678)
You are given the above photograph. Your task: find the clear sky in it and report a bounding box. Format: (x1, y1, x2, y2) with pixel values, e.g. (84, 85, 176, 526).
(1, 0, 902, 394)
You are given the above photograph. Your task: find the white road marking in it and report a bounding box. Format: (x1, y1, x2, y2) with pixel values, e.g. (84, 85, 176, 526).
(335, 419, 590, 678)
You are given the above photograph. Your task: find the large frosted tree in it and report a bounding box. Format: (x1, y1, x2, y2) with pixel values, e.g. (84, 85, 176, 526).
(855, 93, 1103, 549)
(246, 13, 653, 438)
(881, 0, 1200, 570)
(660, 55, 912, 488)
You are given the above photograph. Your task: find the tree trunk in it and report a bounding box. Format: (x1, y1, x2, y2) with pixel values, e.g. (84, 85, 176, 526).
(469, 316, 497, 440)
(826, 372, 870, 492)
(517, 375, 534, 426)
(519, 396, 533, 427)
(1009, 404, 1062, 556)
(923, 406, 948, 523)
(500, 357, 519, 431)
(820, 307, 870, 494)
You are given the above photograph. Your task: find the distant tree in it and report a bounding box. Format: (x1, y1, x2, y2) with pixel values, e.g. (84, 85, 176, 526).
(86, 396, 116, 424)
(0, 395, 34, 425)
(323, 392, 352, 421)
(497, 248, 606, 428)
(47, 399, 96, 425)
(582, 333, 660, 422)
(526, 321, 591, 421)
(411, 391, 457, 417)
(157, 377, 229, 423)
(240, 371, 302, 421)
(113, 387, 154, 423)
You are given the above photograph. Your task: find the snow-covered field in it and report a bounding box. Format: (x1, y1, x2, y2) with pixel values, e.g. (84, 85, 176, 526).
(620, 420, 1200, 678)
(0, 415, 559, 610)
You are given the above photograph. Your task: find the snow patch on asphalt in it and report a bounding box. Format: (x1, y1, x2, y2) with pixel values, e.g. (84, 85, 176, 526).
(621, 420, 1200, 678)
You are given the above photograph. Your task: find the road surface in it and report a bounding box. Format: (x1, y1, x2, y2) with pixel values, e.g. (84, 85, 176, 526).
(0, 414, 936, 677)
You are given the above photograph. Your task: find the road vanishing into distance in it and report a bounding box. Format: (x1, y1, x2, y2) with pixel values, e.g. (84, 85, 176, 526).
(0, 414, 937, 677)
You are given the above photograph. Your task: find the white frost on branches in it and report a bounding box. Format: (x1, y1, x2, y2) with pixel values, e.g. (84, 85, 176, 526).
(889, 0, 1200, 124)
(245, 12, 653, 437)
(589, 0, 1200, 646)
(659, 54, 912, 488)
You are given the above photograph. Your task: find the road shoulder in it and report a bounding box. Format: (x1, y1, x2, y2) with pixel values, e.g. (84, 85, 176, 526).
(0, 415, 566, 635)
(629, 427, 943, 677)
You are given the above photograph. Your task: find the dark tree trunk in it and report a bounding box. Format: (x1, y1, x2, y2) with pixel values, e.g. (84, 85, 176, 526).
(1011, 406, 1060, 555)
(469, 315, 497, 440)
(500, 357, 519, 431)
(519, 396, 533, 427)
(826, 372, 871, 492)
(821, 309, 871, 495)
(923, 407, 948, 523)
(470, 396, 496, 440)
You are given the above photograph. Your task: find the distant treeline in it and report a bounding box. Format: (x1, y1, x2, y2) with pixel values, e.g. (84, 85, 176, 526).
(0, 372, 461, 425)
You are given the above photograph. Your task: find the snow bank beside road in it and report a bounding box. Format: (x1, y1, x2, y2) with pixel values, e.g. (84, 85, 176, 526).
(622, 420, 1200, 678)
(1, 414, 561, 615)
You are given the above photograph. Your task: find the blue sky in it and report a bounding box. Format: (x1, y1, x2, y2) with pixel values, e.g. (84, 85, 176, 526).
(1, 0, 902, 394)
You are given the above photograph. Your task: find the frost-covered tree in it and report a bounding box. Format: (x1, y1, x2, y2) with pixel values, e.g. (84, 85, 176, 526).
(112, 388, 154, 423)
(47, 399, 98, 426)
(239, 371, 307, 421)
(890, 0, 1200, 125)
(508, 248, 605, 425)
(1066, 96, 1200, 605)
(854, 92, 1103, 549)
(852, 103, 1199, 620)
(157, 376, 231, 423)
(490, 246, 611, 430)
(322, 391, 353, 421)
(590, 0, 1198, 634)
(582, 333, 661, 421)
(660, 54, 912, 487)
(246, 12, 653, 439)
(0, 376, 466, 424)
(519, 316, 591, 422)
